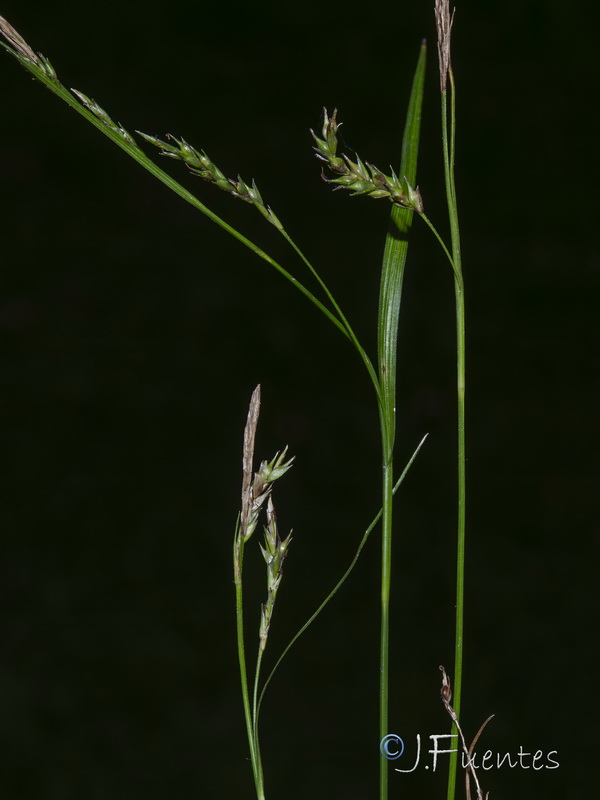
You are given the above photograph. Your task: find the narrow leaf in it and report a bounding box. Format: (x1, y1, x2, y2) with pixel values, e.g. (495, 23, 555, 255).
(377, 42, 427, 456)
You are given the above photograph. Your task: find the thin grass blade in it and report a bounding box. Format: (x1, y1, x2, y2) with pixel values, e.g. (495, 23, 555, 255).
(256, 433, 428, 715)
(377, 42, 427, 454)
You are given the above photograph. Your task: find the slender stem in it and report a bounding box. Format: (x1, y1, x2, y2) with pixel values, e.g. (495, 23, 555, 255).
(455, 280, 466, 716)
(420, 213, 457, 276)
(278, 227, 392, 800)
(280, 229, 382, 404)
(234, 532, 265, 800)
(252, 649, 266, 795)
(379, 439, 394, 800)
(441, 68, 465, 800)
(375, 44, 426, 800)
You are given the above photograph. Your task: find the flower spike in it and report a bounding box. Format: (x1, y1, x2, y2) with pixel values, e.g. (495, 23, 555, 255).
(311, 108, 423, 213)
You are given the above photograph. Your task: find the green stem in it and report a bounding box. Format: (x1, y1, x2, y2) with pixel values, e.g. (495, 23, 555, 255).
(376, 43, 426, 800)
(378, 440, 394, 800)
(420, 213, 457, 277)
(442, 68, 465, 800)
(234, 531, 265, 800)
(280, 229, 382, 404)
(252, 648, 266, 796)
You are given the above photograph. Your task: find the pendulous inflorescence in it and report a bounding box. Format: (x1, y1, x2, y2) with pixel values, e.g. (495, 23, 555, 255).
(137, 132, 283, 230)
(311, 108, 424, 214)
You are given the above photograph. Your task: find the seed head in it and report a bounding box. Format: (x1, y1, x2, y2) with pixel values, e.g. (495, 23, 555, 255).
(138, 131, 283, 230)
(312, 108, 423, 213)
(435, 0, 455, 93)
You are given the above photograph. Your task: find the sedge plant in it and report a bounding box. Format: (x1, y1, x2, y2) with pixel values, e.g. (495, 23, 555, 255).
(1, 3, 472, 799)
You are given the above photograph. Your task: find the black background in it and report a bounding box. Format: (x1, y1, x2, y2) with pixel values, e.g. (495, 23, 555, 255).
(0, 1, 597, 798)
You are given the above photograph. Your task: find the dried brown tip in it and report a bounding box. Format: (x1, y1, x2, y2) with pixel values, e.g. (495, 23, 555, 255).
(0, 16, 39, 64)
(241, 385, 261, 533)
(434, 0, 455, 93)
(439, 664, 452, 704)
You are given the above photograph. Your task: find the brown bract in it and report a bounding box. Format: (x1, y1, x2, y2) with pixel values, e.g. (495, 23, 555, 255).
(0, 15, 39, 64)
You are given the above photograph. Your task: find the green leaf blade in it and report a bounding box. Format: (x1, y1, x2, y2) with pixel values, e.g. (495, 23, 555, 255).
(377, 41, 427, 455)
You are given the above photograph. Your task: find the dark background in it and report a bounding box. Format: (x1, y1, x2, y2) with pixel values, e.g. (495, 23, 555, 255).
(0, 1, 597, 798)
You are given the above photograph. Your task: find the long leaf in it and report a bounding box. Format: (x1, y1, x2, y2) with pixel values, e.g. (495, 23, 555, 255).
(377, 43, 426, 800)
(377, 42, 427, 456)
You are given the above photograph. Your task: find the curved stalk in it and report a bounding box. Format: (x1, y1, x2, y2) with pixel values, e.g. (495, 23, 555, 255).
(0, 31, 353, 347)
(280, 229, 382, 404)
